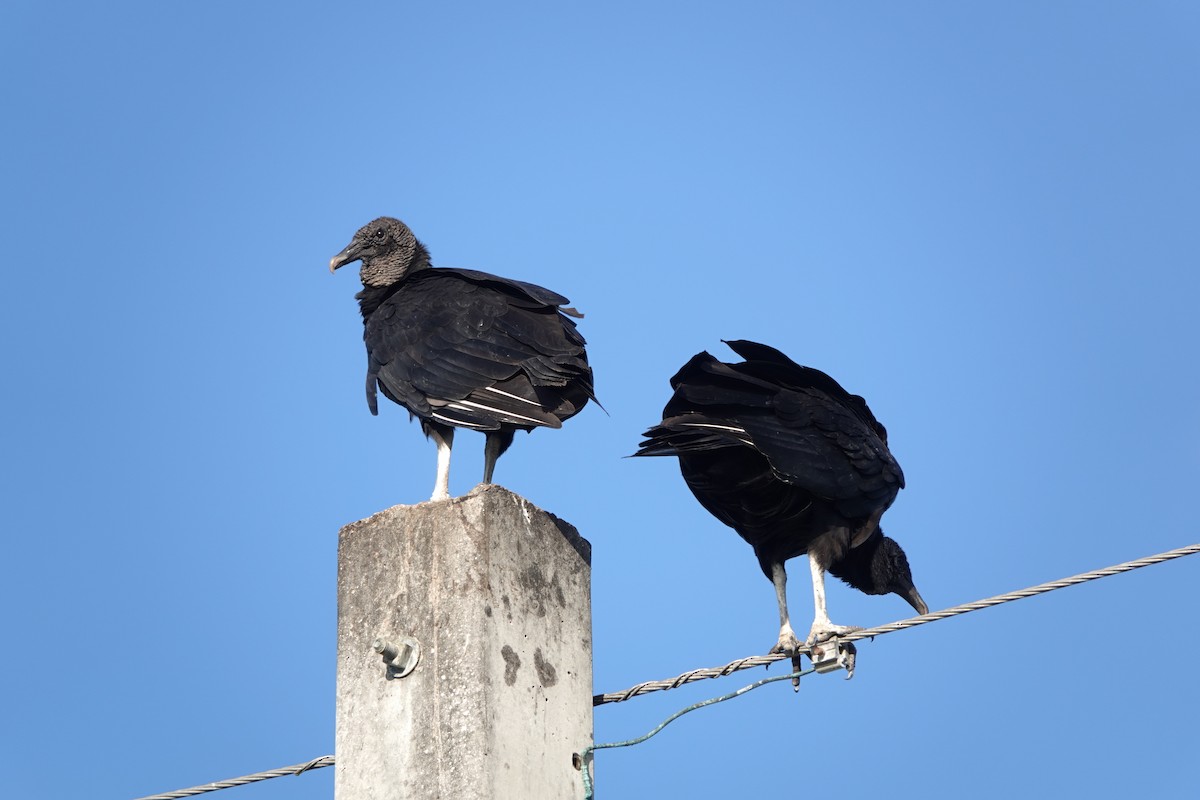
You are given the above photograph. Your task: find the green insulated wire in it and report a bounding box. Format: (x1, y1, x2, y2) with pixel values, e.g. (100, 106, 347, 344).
(581, 668, 816, 800)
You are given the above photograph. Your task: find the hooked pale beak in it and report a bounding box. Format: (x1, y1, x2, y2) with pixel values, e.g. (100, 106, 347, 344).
(898, 581, 929, 616)
(329, 242, 361, 274)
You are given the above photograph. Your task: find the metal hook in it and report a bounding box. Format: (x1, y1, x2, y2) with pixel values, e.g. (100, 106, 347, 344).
(374, 635, 421, 679)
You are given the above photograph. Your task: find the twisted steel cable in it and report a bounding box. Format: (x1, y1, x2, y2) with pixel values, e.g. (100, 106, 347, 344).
(593, 543, 1200, 705)
(131, 756, 334, 800)
(130, 544, 1200, 797)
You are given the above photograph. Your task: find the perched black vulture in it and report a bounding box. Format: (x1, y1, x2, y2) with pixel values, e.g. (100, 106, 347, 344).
(634, 340, 927, 654)
(330, 216, 596, 501)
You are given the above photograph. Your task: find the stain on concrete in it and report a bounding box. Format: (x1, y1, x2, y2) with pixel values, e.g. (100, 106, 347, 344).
(518, 566, 548, 617)
(519, 565, 545, 589)
(533, 647, 558, 688)
(519, 565, 568, 616)
(501, 645, 521, 686)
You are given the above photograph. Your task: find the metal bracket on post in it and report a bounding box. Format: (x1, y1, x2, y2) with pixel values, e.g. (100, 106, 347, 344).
(374, 635, 421, 680)
(808, 637, 857, 679)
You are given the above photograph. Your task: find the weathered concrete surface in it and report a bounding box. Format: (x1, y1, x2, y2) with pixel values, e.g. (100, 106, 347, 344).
(335, 484, 593, 799)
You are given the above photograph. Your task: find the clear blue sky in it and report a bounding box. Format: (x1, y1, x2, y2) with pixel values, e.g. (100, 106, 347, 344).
(3, 3, 1199, 798)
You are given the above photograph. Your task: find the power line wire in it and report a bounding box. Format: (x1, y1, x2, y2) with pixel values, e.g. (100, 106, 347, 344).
(131, 543, 1199, 798)
(581, 667, 815, 800)
(131, 756, 333, 800)
(593, 542, 1200, 705)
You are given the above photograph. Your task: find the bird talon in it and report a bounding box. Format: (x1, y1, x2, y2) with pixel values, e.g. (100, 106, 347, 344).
(769, 632, 802, 657)
(805, 623, 862, 647)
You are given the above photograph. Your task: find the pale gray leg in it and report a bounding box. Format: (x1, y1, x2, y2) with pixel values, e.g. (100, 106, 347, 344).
(806, 555, 859, 644)
(769, 561, 801, 655)
(429, 427, 454, 502)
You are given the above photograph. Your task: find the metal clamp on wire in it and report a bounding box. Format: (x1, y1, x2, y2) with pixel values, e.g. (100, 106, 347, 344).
(808, 637, 856, 679)
(374, 636, 421, 680)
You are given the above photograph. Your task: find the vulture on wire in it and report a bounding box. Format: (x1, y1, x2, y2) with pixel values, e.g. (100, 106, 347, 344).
(330, 216, 596, 502)
(634, 340, 927, 654)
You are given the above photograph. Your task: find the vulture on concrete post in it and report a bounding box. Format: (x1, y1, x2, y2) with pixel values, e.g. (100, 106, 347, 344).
(330, 216, 597, 502)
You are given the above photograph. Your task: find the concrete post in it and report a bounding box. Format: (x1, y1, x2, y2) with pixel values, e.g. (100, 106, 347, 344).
(334, 484, 593, 799)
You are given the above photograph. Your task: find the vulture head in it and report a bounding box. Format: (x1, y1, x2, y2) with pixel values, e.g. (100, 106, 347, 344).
(831, 532, 928, 616)
(329, 216, 430, 287)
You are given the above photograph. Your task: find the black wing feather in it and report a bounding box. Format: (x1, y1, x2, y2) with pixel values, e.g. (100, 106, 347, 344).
(635, 342, 902, 523)
(363, 268, 594, 431)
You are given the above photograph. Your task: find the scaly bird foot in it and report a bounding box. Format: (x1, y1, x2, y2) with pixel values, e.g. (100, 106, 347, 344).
(805, 622, 862, 646)
(769, 623, 802, 656)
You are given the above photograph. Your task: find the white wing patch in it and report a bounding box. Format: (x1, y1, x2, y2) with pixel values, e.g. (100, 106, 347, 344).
(482, 386, 543, 407)
(431, 412, 491, 429)
(681, 421, 747, 434)
(453, 398, 547, 426)
(680, 421, 754, 445)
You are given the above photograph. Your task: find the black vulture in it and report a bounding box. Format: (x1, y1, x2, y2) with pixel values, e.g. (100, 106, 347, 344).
(634, 340, 927, 654)
(330, 216, 596, 502)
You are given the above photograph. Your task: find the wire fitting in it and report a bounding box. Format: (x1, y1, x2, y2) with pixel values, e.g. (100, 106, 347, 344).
(809, 637, 856, 678)
(374, 636, 421, 679)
